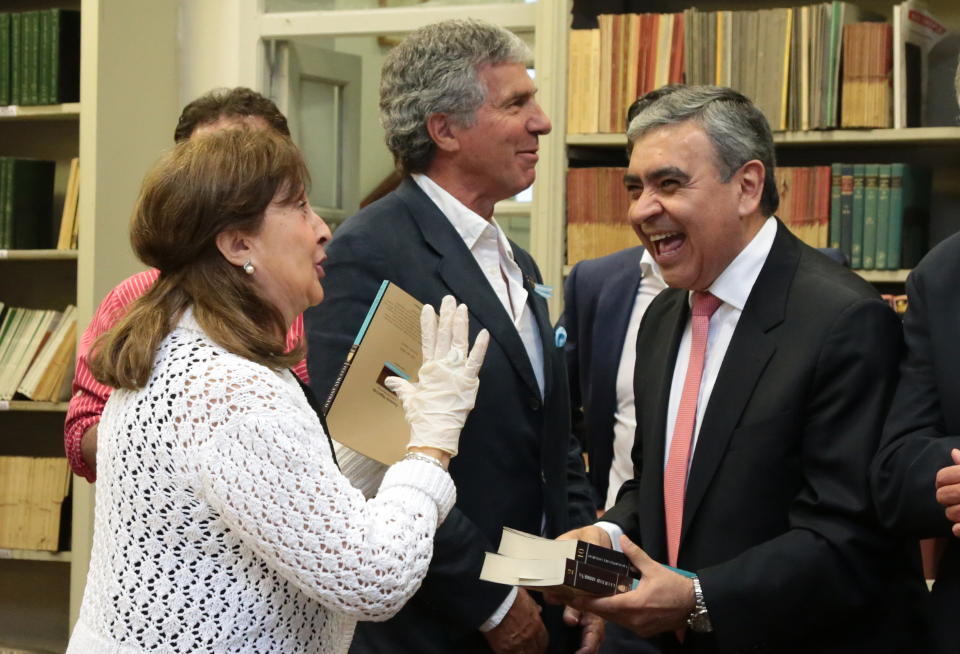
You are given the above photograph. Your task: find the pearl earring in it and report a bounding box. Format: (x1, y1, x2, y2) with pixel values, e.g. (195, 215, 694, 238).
(243, 260, 255, 275)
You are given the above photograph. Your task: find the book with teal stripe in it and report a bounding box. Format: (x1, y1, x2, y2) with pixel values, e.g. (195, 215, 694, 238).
(875, 165, 891, 270)
(861, 164, 879, 270)
(851, 164, 865, 268)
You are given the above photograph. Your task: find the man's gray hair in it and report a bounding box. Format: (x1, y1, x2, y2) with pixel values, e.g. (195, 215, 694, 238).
(379, 19, 530, 174)
(627, 85, 779, 216)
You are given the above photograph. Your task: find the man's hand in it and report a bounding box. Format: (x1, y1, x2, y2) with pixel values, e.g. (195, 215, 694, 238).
(80, 423, 98, 476)
(559, 525, 613, 548)
(563, 606, 604, 654)
(484, 588, 548, 654)
(541, 526, 613, 607)
(935, 448, 960, 538)
(568, 535, 695, 638)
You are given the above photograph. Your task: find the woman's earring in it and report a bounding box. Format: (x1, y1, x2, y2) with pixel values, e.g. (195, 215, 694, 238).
(243, 260, 255, 275)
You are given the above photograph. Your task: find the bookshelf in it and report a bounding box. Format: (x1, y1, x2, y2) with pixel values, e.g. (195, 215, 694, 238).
(0, 0, 178, 650)
(549, 0, 960, 308)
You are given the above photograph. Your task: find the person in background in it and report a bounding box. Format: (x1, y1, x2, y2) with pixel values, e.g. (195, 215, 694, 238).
(64, 87, 292, 482)
(561, 98, 667, 514)
(304, 18, 600, 654)
(67, 127, 488, 652)
(870, 56, 960, 654)
(554, 85, 927, 654)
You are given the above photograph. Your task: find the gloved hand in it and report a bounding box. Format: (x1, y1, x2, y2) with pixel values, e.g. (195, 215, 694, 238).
(384, 295, 489, 457)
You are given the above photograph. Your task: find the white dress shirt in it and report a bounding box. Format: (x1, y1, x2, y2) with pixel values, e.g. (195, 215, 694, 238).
(413, 173, 548, 630)
(598, 216, 778, 550)
(605, 250, 667, 509)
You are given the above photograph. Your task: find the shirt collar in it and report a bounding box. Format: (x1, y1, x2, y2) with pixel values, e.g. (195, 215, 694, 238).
(702, 216, 777, 311)
(639, 248, 665, 287)
(411, 173, 514, 261)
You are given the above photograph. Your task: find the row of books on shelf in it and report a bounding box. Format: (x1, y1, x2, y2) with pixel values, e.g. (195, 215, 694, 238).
(0, 456, 70, 552)
(0, 302, 77, 402)
(565, 163, 930, 271)
(0, 9, 80, 107)
(567, 1, 950, 134)
(0, 156, 79, 250)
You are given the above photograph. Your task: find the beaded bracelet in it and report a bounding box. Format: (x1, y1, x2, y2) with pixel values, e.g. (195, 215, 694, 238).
(403, 451, 447, 471)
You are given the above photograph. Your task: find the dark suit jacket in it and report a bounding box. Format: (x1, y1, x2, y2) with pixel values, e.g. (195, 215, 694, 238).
(304, 178, 596, 654)
(871, 231, 960, 654)
(603, 222, 927, 654)
(561, 246, 645, 504)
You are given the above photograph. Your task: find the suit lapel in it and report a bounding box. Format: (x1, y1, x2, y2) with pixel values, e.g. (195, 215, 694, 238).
(634, 287, 688, 561)
(680, 223, 799, 542)
(396, 179, 542, 397)
(593, 258, 643, 410)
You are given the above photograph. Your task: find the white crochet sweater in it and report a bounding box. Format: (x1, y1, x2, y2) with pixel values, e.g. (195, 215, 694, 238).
(67, 311, 455, 654)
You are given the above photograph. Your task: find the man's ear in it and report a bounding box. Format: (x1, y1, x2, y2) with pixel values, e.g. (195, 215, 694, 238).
(215, 229, 253, 267)
(426, 113, 461, 154)
(736, 160, 765, 217)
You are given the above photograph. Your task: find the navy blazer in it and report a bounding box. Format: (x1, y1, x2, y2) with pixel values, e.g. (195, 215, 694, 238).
(604, 222, 927, 653)
(304, 177, 595, 654)
(560, 246, 645, 504)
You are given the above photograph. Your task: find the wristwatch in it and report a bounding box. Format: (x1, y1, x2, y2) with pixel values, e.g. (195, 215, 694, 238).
(686, 576, 713, 633)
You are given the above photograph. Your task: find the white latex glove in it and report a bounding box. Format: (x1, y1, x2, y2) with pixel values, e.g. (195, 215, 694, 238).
(383, 295, 489, 457)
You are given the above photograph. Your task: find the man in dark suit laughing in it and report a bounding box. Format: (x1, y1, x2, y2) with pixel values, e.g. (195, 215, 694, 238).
(555, 85, 927, 654)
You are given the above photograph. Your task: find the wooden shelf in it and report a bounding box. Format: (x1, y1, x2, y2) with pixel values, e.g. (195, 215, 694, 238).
(0, 401, 70, 413)
(856, 269, 910, 283)
(568, 126, 960, 149)
(0, 250, 78, 261)
(0, 548, 71, 563)
(0, 103, 81, 121)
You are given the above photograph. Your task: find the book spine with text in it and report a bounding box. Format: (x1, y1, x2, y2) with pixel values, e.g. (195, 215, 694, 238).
(562, 558, 631, 596)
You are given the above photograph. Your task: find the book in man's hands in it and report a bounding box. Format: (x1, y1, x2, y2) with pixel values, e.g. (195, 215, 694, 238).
(324, 280, 422, 465)
(480, 527, 636, 597)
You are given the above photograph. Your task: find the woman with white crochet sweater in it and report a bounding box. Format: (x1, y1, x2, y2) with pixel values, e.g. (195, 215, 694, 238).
(66, 128, 489, 653)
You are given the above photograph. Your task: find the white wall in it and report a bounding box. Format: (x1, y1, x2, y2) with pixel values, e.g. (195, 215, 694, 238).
(178, 0, 246, 105)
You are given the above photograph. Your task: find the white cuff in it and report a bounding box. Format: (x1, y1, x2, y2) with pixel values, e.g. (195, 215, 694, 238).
(478, 586, 518, 633)
(595, 521, 625, 552)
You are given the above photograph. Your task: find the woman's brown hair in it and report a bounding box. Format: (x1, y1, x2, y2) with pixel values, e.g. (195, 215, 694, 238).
(90, 128, 310, 390)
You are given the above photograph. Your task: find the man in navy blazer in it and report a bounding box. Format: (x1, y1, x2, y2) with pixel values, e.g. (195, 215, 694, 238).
(304, 19, 598, 654)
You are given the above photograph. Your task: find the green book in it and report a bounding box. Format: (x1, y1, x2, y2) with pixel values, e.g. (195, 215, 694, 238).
(888, 163, 905, 270)
(50, 10, 80, 104)
(875, 165, 891, 270)
(26, 10, 40, 106)
(829, 163, 842, 249)
(900, 166, 932, 269)
(861, 164, 879, 270)
(1, 158, 13, 248)
(10, 12, 20, 105)
(38, 9, 48, 105)
(0, 13, 10, 106)
(851, 164, 865, 268)
(6, 158, 56, 249)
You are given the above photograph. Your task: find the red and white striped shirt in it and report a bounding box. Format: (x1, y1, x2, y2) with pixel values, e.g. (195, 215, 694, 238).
(64, 269, 309, 481)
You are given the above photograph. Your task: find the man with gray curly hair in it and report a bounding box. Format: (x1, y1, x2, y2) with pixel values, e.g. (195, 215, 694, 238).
(305, 18, 600, 654)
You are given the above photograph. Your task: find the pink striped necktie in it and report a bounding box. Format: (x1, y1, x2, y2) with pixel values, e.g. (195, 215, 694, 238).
(664, 290, 723, 567)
